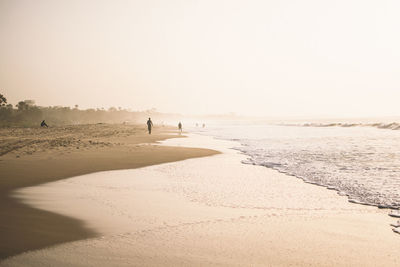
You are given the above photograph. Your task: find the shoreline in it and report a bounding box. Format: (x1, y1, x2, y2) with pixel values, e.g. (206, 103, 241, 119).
(3, 134, 400, 266)
(0, 124, 219, 260)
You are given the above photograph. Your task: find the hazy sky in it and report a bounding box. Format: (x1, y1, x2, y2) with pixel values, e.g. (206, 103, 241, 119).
(1, 0, 400, 117)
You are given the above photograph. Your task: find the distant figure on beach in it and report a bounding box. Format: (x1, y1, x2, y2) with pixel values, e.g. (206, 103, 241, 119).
(178, 122, 182, 133)
(147, 118, 153, 134)
(196, 123, 198, 127)
(202, 123, 205, 128)
(40, 120, 48, 128)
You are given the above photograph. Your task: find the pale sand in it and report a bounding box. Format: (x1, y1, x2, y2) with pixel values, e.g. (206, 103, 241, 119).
(2, 135, 400, 266)
(0, 124, 218, 259)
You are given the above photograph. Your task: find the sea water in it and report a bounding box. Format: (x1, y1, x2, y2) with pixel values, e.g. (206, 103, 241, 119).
(194, 124, 400, 210)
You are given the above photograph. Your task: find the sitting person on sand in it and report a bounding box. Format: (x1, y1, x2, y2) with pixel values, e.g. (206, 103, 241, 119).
(40, 120, 48, 128)
(147, 118, 153, 134)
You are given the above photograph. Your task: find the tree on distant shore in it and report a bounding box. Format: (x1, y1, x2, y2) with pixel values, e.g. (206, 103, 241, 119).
(0, 94, 13, 123)
(16, 100, 35, 111)
(0, 94, 7, 106)
(16, 101, 28, 111)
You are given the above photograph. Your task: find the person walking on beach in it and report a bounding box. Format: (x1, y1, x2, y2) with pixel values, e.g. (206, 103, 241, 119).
(147, 118, 153, 134)
(178, 122, 182, 134)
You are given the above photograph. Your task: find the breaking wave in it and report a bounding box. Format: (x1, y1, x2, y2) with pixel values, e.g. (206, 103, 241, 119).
(296, 122, 400, 130)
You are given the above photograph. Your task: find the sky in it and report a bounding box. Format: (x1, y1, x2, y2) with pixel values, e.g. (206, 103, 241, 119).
(1, 0, 400, 117)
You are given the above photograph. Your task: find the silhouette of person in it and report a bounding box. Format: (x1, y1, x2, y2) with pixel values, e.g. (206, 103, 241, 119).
(178, 122, 182, 133)
(40, 120, 48, 128)
(147, 118, 153, 134)
(202, 123, 205, 128)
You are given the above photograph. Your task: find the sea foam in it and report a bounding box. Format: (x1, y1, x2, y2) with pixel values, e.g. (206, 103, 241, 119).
(197, 124, 400, 211)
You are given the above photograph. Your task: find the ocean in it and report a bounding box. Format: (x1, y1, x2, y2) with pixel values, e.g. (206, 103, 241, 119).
(194, 123, 400, 210)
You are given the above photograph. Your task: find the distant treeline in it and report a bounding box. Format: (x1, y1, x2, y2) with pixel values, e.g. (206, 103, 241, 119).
(0, 95, 178, 127)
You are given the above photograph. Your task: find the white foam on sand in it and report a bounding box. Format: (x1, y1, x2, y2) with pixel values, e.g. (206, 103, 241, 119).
(2, 135, 400, 267)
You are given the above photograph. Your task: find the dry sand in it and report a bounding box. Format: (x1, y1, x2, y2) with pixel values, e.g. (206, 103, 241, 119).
(0, 124, 218, 260)
(2, 134, 400, 266)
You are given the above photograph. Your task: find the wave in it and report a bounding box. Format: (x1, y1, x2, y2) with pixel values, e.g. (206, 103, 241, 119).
(291, 122, 400, 130)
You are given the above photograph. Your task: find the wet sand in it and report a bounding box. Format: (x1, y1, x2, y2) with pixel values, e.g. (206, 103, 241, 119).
(0, 124, 219, 260)
(2, 134, 400, 266)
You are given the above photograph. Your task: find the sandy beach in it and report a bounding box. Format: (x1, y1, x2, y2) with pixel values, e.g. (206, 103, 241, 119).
(0, 124, 218, 260)
(1, 134, 400, 266)
(3, 0, 400, 265)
